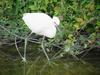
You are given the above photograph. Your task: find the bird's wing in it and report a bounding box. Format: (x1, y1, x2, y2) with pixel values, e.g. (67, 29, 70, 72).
(39, 25, 56, 38)
(23, 13, 53, 32)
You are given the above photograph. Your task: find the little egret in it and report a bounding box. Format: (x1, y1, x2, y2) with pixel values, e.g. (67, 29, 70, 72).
(22, 13, 60, 61)
(22, 13, 60, 38)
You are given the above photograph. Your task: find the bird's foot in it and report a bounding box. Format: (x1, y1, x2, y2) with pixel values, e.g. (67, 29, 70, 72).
(22, 57, 27, 63)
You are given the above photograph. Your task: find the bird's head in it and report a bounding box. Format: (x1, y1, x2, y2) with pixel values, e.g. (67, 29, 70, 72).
(53, 16, 60, 26)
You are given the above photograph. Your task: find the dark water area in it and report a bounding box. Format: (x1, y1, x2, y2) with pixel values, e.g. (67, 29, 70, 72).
(0, 45, 100, 75)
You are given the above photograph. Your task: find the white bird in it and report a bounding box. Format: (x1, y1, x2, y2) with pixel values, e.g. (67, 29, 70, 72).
(22, 13, 60, 38)
(21, 13, 60, 61)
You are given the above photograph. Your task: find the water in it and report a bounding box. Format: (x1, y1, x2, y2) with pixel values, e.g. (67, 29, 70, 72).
(0, 46, 100, 75)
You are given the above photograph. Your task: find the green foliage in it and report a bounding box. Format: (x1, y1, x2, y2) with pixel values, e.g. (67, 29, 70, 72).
(0, 0, 99, 57)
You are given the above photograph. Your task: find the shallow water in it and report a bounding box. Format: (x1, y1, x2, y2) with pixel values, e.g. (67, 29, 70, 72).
(0, 46, 100, 75)
(0, 56, 100, 75)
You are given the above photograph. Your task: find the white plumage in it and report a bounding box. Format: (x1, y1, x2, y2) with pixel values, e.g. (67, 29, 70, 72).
(22, 13, 60, 38)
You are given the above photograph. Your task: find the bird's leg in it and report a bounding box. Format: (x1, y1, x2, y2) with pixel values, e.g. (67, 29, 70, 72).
(27, 32, 33, 38)
(23, 38, 27, 62)
(23, 32, 33, 62)
(41, 36, 50, 61)
(14, 32, 33, 62)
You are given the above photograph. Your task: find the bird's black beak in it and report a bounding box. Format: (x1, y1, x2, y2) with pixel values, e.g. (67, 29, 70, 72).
(53, 21, 60, 32)
(56, 26, 61, 32)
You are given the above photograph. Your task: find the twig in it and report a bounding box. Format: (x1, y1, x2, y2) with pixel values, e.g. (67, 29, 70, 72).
(15, 37, 23, 60)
